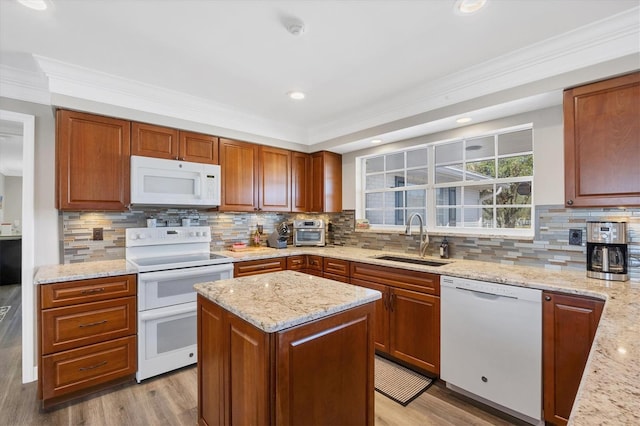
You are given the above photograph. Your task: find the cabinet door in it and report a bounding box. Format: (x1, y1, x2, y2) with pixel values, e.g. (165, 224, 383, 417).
(351, 278, 389, 353)
(389, 287, 440, 375)
(543, 292, 604, 425)
(219, 138, 259, 211)
(310, 151, 342, 213)
(291, 152, 310, 212)
(564, 71, 640, 207)
(56, 110, 131, 211)
(259, 146, 291, 211)
(286, 255, 306, 271)
(179, 130, 219, 164)
(233, 258, 286, 277)
(131, 122, 179, 160)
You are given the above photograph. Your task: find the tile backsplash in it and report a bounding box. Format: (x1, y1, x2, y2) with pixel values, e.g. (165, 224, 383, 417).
(61, 205, 639, 281)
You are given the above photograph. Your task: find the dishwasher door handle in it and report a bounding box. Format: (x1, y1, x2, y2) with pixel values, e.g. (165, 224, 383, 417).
(455, 286, 518, 300)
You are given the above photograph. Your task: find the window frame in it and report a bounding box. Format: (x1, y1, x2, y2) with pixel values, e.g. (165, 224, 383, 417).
(357, 124, 535, 238)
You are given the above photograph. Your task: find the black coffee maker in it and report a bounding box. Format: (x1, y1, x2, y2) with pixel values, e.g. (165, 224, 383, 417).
(586, 221, 628, 281)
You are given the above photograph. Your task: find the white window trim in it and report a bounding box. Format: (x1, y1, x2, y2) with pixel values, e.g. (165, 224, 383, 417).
(356, 124, 535, 238)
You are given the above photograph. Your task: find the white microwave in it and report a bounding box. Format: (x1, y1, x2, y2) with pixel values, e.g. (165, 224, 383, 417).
(130, 155, 220, 207)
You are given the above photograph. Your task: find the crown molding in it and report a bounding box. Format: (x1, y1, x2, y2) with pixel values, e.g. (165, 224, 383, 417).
(33, 55, 307, 143)
(0, 64, 50, 105)
(307, 6, 640, 144)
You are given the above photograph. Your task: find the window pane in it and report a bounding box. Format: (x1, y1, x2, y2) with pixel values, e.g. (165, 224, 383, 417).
(436, 207, 461, 227)
(365, 210, 383, 225)
(463, 207, 493, 228)
(406, 189, 426, 208)
(496, 207, 532, 228)
(365, 192, 383, 209)
(366, 156, 384, 173)
(496, 182, 532, 205)
(436, 142, 462, 164)
(386, 153, 404, 170)
(436, 187, 461, 206)
(385, 171, 405, 188)
(385, 209, 405, 226)
(464, 184, 494, 206)
(391, 190, 405, 208)
(407, 168, 428, 185)
(466, 160, 495, 181)
(498, 155, 533, 178)
(365, 174, 384, 190)
(436, 164, 463, 183)
(465, 136, 494, 160)
(406, 209, 426, 224)
(498, 129, 532, 155)
(407, 148, 428, 168)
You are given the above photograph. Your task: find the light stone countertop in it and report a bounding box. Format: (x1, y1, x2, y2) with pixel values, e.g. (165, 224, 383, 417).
(194, 270, 381, 332)
(33, 246, 640, 424)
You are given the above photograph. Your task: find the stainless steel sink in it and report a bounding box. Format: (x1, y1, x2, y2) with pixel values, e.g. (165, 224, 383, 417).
(371, 255, 452, 267)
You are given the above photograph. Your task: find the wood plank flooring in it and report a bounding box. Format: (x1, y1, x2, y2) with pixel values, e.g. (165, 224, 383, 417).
(0, 284, 526, 425)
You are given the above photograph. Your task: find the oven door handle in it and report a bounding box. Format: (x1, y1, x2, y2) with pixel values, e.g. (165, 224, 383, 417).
(139, 302, 197, 321)
(137, 264, 233, 282)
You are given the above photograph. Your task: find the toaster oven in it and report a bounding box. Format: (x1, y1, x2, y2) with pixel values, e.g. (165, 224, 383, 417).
(293, 220, 325, 246)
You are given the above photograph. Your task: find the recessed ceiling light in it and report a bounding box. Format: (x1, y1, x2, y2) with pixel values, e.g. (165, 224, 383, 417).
(371, 139, 383, 144)
(17, 0, 48, 10)
(456, 117, 473, 124)
(454, 0, 487, 15)
(288, 91, 305, 100)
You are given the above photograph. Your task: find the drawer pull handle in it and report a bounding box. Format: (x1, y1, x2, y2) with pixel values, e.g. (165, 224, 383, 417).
(81, 287, 105, 295)
(79, 361, 107, 372)
(79, 320, 108, 328)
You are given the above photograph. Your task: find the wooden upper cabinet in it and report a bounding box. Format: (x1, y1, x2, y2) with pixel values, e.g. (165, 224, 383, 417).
(56, 110, 131, 211)
(132, 123, 218, 164)
(564, 71, 640, 207)
(291, 151, 310, 212)
(131, 122, 178, 160)
(259, 146, 291, 212)
(310, 151, 342, 213)
(219, 138, 259, 211)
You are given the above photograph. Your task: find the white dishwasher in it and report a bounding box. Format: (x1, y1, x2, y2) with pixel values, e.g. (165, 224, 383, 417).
(440, 275, 542, 424)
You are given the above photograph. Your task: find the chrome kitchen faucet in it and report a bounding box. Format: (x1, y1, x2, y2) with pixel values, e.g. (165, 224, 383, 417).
(405, 212, 429, 257)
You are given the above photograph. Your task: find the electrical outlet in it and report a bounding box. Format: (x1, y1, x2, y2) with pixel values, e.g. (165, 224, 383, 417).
(93, 227, 103, 241)
(569, 228, 582, 246)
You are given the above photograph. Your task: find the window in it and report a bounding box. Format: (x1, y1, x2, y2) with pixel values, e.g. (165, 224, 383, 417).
(359, 125, 533, 236)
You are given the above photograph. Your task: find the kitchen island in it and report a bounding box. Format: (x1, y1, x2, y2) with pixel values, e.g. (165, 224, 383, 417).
(194, 270, 381, 426)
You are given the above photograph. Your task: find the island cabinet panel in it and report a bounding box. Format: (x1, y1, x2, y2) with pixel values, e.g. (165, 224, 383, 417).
(276, 303, 375, 426)
(234, 258, 286, 277)
(350, 262, 440, 375)
(38, 275, 137, 408)
(197, 297, 225, 426)
(543, 292, 604, 425)
(564, 71, 640, 207)
(56, 109, 131, 211)
(219, 138, 259, 211)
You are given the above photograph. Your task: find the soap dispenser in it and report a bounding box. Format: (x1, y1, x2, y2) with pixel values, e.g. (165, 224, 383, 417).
(439, 237, 449, 259)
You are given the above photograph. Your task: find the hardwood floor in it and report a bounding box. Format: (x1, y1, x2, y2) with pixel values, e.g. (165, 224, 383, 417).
(1, 284, 526, 425)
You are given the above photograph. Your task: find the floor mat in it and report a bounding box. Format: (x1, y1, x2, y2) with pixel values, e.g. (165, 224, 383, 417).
(375, 355, 434, 406)
(0, 306, 11, 322)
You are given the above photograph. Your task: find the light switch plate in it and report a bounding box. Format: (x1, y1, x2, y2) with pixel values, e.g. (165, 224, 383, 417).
(93, 227, 103, 241)
(569, 228, 582, 246)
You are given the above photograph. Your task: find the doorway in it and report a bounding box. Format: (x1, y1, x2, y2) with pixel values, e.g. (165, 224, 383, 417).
(0, 110, 35, 383)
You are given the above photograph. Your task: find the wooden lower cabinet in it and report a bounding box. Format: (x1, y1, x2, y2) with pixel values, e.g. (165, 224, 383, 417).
(38, 275, 137, 408)
(543, 291, 604, 425)
(286, 254, 324, 277)
(322, 257, 350, 283)
(198, 294, 375, 426)
(351, 262, 440, 375)
(234, 257, 286, 277)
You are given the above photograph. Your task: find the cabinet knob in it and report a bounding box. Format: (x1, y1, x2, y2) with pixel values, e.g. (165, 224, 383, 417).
(567, 199, 574, 206)
(545, 296, 552, 301)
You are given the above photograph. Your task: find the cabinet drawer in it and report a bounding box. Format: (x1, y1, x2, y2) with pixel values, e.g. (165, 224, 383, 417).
(41, 297, 136, 355)
(41, 275, 137, 309)
(287, 255, 306, 271)
(350, 262, 440, 295)
(234, 258, 286, 277)
(306, 255, 323, 271)
(41, 335, 136, 401)
(323, 258, 350, 277)
(322, 273, 350, 283)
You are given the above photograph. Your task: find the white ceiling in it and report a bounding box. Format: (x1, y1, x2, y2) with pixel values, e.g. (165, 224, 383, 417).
(0, 0, 638, 154)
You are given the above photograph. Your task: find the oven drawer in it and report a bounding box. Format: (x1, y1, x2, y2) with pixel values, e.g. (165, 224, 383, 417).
(41, 275, 136, 309)
(41, 297, 137, 355)
(41, 335, 136, 401)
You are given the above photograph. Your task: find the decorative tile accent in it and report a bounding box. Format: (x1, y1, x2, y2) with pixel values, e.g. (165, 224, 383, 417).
(60, 205, 639, 280)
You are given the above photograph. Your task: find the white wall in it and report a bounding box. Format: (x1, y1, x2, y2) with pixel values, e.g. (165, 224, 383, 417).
(341, 105, 565, 211)
(0, 172, 4, 222)
(4, 176, 22, 225)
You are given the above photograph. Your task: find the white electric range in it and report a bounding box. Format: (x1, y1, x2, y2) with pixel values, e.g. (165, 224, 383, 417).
(126, 226, 233, 382)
